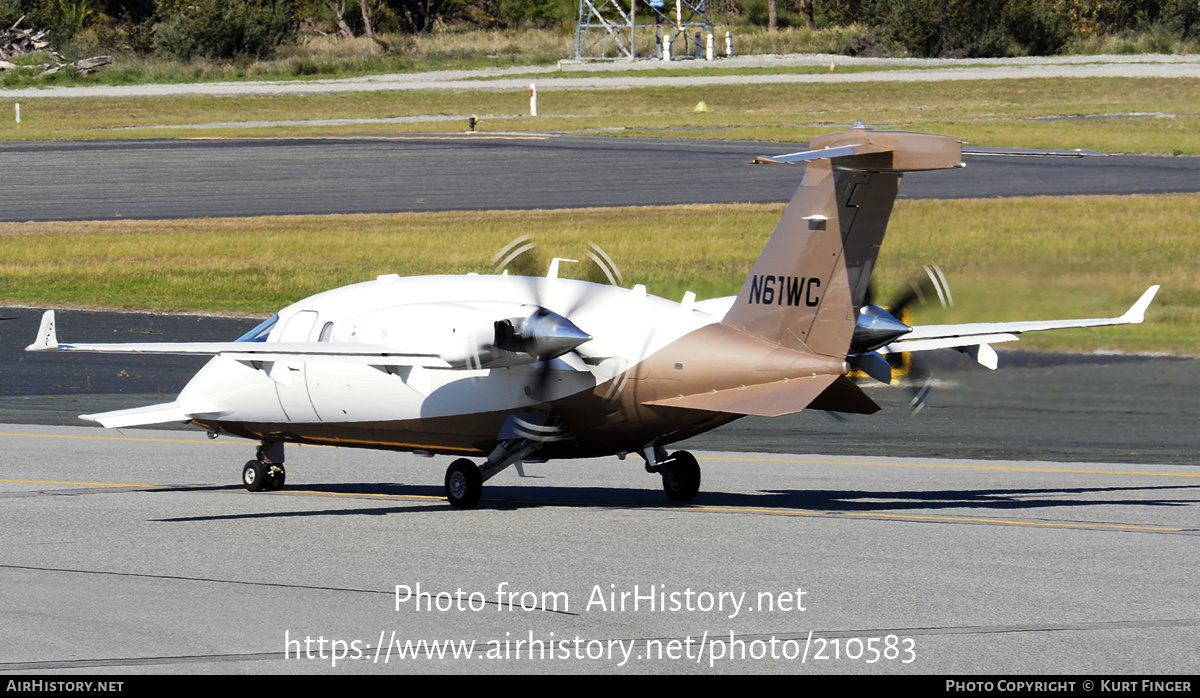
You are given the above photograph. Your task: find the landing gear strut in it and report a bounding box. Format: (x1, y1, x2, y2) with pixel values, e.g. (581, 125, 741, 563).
(443, 438, 539, 509)
(243, 442, 285, 492)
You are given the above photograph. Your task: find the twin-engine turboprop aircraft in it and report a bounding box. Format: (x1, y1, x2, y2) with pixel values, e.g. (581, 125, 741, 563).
(27, 126, 1158, 508)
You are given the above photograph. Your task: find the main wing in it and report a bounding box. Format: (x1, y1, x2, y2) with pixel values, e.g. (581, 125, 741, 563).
(881, 285, 1159, 368)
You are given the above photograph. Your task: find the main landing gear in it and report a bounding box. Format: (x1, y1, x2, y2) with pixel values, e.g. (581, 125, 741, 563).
(243, 441, 285, 492)
(444, 438, 539, 509)
(445, 459, 483, 509)
(642, 445, 701, 502)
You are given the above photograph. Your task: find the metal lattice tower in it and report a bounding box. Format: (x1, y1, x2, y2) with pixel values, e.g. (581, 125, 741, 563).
(571, 0, 712, 61)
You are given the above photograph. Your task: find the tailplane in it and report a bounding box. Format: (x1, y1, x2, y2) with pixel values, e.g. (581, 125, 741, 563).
(724, 127, 966, 358)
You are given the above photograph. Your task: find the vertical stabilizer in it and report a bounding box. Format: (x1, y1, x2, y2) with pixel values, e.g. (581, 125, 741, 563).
(725, 127, 964, 358)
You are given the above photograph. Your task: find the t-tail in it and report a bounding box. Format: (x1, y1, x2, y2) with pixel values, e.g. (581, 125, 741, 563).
(724, 126, 967, 358)
(640, 126, 1113, 418)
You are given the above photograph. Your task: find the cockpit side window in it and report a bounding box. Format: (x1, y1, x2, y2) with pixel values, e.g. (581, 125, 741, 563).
(236, 314, 279, 343)
(318, 322, 334, 342)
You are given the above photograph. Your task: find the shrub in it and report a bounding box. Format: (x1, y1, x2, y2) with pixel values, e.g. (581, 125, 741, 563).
(1003, 0, 1069, 55)
(492, 0, 572, 27)
(154, 0, 299, 60)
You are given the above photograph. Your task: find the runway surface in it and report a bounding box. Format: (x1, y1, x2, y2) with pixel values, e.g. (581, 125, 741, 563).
(2, 425, 1198, 674)
(2, 136, 1198, 221)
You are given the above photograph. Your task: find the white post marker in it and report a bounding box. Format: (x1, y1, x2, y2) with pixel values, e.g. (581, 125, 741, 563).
(663, 33, 671, 61)
(530, 83, 537, 117)
(14, 103, 19, 124)
(706, 32, 714, 61)
(725, 31, 733, 58)
(673, 0, 681, 62)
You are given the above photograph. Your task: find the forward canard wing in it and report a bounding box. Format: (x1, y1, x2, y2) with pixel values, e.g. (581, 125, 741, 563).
(79, 401, 226, 429)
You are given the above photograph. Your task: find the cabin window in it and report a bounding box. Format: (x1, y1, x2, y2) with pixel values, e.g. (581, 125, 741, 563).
(318, 322, 334, 342)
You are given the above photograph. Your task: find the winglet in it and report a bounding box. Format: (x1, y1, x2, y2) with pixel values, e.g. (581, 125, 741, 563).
(26, 310, 58, 351)
(1119, 285, 1160, 324)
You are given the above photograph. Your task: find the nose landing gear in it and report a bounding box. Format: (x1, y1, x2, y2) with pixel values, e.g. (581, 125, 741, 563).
(242, 460, 285, 491)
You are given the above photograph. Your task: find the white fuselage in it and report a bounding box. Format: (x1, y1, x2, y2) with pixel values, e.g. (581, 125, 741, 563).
(179, 275, 731, 437)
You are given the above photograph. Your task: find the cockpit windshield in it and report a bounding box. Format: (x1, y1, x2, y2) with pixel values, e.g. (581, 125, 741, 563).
(236, 314, 278, 343)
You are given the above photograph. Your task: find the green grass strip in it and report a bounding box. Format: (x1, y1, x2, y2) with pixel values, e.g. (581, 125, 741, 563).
(0, 194, 1192, 353)
(1, 77, 1199, 154)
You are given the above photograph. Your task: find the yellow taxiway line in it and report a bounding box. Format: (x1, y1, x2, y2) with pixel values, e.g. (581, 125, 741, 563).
(2, 431, 1192, 530)
(711, 455, 1200, 479)
(0, 478, 157, 488)
(684, 505, 1183, 532)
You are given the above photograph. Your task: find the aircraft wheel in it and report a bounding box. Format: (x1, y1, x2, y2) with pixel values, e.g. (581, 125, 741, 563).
(243, 460, 268, 492)
(661, 451, 701, 502)
(445, 458, 483, 509)
(267, 465, 286, 491)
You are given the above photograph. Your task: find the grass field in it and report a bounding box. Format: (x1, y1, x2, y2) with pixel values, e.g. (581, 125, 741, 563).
(1, 194, 1193, 353)
(1, 76, 1199, 154)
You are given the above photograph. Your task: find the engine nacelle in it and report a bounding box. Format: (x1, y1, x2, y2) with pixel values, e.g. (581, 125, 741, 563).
(346, 302, 589, 369)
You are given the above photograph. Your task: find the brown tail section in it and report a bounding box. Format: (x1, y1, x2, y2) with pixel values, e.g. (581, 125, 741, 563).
(723, 127, 964, 359)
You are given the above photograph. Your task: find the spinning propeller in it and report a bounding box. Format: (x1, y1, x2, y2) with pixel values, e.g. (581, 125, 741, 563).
(849, 265, 953, 412)
(490, 236, 626, 404)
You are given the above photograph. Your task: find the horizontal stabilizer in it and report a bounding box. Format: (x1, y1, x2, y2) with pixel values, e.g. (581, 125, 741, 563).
(752, 128, 1104, 168)
(80, 401, 222, 429)
(750, 126, 967, 173)
(962, 146, 1103, 158)
(750, 143, 886, 165)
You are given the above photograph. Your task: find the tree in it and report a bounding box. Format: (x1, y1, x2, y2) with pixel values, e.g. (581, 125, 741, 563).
(154, 0, 299, 60)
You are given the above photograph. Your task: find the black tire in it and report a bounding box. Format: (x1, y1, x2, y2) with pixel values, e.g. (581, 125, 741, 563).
(661, 450, 701, 501)
(445, 458, 483, 509)
(267, 466, 286, 491)
(243, 460, 268, 492)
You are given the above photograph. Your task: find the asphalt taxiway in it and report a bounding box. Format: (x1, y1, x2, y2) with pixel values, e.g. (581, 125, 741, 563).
(2, 136, 1198, 221)
(2, 425, 1198, 674)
